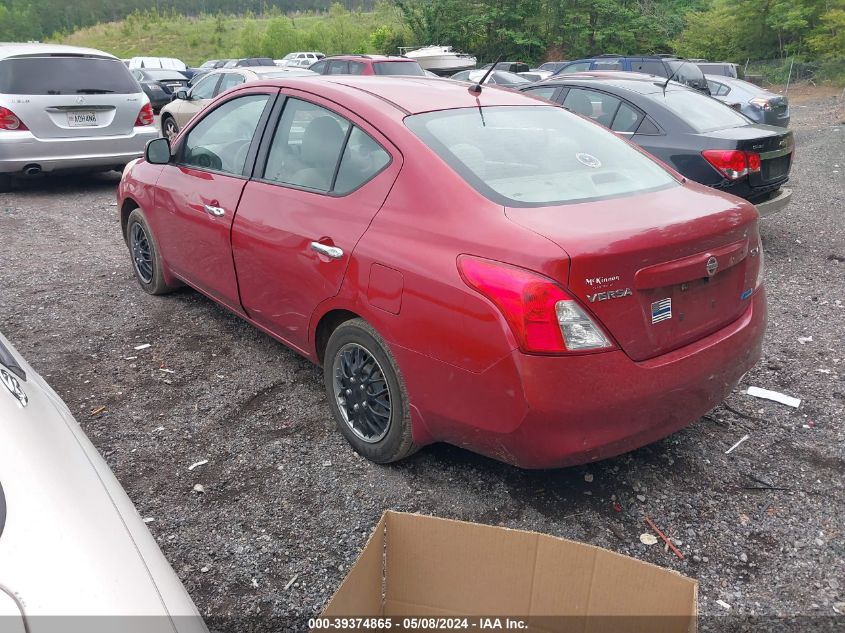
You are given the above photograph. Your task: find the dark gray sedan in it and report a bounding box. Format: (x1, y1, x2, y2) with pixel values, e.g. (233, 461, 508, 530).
(706, 74, 790, 127)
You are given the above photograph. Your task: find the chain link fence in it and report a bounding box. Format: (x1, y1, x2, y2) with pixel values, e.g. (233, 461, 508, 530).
(742, 57, 845, 90)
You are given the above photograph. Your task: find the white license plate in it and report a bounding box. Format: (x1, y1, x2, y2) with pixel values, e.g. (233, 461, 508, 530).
(67, 111, 98, 127)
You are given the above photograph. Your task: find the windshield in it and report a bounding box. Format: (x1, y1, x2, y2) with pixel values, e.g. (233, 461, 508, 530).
(649, 89, 750, 132)
(0, 56, 139, 95)
(406, 105, 677, 206)
(373, 61, 425, 76)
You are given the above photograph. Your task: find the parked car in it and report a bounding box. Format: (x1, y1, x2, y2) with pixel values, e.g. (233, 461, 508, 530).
(309, 55, 425, 76)
(277, 51, 325, 67)
(189, 59, 232, 84)
(118, 75, 765, 469)
(519, 70, 553, 82)
(480, 61, 531, 74)
(0, 332, 208, 632)
(223, 57, 276, 68)
(536, 61, 569, 73)
(0, 43, 158, 193)
(697, 61, 744, 79)
(160, 66, 316, 139)
(706, 74, 789, 127)
(449, 69, 531, 89)
(554, 55, 711, 94)
(520, 71, 793, 214)
(130, 68, 190, 111)
(126, 56, 187, 72)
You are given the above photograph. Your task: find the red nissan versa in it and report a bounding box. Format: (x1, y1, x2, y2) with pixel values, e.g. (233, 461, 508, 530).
(118, 76, 766, 469)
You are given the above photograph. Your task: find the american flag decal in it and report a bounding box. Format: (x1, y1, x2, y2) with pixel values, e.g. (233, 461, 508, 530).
(651, 298, 672, 324)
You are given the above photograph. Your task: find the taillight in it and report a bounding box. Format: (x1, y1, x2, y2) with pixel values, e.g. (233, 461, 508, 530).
(135, 103, 155, 127)
(0, 106, 28, 131)
(702, 149, 761, 180)
(458, 256, 613, 354)
(749, 97, 772, 110)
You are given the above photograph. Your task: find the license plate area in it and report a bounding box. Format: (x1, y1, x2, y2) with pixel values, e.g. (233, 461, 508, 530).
(67, 111, 98, 127)
(762, 154, 790, 180)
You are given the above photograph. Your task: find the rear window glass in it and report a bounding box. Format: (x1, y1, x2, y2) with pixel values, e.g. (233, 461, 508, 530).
(649, 89, 749, 132)
(667, 60, 707, 90)
(406, 105, 677, 207)
(0, 56, 139, 95)
(373, 61, 425, 76)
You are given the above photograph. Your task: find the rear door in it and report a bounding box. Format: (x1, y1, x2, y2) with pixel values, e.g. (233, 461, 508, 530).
(231, 91, 402, 352)
(0, 55, 145, 138)
(151, 87, 277, 311)
(172, 72, 220, 128)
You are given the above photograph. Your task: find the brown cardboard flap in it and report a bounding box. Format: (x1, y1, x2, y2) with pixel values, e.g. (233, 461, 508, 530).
(322, 514, 387, 616)
(321, 511, 697, 630)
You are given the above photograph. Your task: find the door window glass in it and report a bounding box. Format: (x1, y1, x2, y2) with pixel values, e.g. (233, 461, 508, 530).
(263, 99, 350, 191)
(523, 86, 558, 101)
(190, 74, 218, 100)
(631, 60, 667, 76)
(182, 94, 269, 175)
(611, 102, 643, 132)
(562, 88, 621, 127)
(334, 127, 391, 194)
(328, 61, 349, 75)
(310, 60, 327, 73)
(217, 73, 245, 94)
(594, 60, 623, 70)
(349, 62, 366, 75)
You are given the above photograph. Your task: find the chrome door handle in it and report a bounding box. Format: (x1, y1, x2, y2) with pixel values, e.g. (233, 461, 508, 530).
(203, 204, 225, 217)
(310, 241, 343, 259)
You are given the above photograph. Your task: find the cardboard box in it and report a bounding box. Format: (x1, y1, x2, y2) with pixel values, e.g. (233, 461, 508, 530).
(322, 511, 697, 633)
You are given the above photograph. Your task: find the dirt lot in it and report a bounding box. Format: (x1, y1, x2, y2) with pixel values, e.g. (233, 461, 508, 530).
(1, 87, 843, 629)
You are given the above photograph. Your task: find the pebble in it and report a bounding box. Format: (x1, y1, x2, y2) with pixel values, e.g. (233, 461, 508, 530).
(193, 484, 206, 494)
(739, 553, 748, 563)
(830, 578, 841, 590)
(584, 473, 594, 483)
(636, 494, 646, 502)
(201, 566, 210, 573)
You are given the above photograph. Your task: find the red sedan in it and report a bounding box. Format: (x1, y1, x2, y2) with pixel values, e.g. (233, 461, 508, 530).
(118, 76, 766, 469)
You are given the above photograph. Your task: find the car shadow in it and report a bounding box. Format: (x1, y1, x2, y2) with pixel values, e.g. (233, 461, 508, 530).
(6, 171, 122, 196)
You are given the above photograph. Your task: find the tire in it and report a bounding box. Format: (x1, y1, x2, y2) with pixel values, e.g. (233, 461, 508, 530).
(0, 174, 11, 194)
(324, 318, 419, 464)
(125, 208, 175, 295)
(161, 115, 179, 140)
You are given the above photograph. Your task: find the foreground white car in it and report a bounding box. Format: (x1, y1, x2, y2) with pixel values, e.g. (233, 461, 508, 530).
(0, 332, 207, 633)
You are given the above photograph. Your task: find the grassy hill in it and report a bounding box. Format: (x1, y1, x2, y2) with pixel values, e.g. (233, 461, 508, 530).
(58, 8, 405, 66)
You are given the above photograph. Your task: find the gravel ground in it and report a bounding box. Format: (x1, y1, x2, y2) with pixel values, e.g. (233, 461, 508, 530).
(1, 88, 843, 630)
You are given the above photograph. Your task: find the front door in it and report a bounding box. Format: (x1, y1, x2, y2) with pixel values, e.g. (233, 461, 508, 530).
(152, 88, 276, 311)
(170, 72, 220, 129)
(232, 92, 402, 352)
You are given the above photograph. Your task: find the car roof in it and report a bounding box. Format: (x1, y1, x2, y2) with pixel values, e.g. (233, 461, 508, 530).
(253, 75, 539, 115)
(0, 42, 117, 61)
(324, 54, 413, 62)
(537, 71, 687, 94)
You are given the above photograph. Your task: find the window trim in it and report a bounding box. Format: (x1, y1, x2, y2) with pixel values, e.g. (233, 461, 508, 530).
(173, 89, 278, 180)
(252, 94, 394, 198)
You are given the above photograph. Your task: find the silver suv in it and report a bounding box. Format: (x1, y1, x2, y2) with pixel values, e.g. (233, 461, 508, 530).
(0, 43, 159, 192)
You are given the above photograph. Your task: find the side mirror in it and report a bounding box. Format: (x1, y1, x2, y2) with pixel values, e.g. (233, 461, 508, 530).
(145, 137, 171, 165)
(176, 90, 188, 100)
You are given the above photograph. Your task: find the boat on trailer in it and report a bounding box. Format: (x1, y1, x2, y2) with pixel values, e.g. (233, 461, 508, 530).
(399, 45, 477, 75)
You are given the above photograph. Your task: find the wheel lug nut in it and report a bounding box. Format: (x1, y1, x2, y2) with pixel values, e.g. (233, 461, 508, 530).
(346, 389, 352, 395)
(353, 404, 360, 411)
(360, 385, 366, 391)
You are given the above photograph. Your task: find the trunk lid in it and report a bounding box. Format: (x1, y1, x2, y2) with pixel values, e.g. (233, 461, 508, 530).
(505, 185, 761, 361)
(24, 93, 144, 138)
(700, 124, 794, 185)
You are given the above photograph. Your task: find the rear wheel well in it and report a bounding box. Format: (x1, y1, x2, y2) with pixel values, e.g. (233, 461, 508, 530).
(120, 199, 140, 241)
(315, 309, 360, 365)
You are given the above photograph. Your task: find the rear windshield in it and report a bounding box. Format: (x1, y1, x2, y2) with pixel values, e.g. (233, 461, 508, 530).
(648, 88, 750, 132)
(373, 61, 425, 76)
(406, 105, 677, 207)
(143, 70, 187, 81)
(667, 60, 707, 90)
(0, 56, 139, 95)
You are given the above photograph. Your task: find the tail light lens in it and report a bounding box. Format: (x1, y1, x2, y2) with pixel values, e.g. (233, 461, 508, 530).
(0, 107, 28, 131)
(702, 150, 761, 180)
(135, 103, 155, 127)
(749, 97, 772, 110)
(458, 256, 613, 354)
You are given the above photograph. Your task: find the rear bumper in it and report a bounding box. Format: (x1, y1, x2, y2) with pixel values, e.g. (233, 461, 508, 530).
(401, 289, 766, 469)
(754, 187, 792, 217)
(0, 127, 159, 174)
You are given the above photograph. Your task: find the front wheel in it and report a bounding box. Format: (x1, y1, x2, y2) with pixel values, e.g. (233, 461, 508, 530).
(125, 208, 175, 295)
(162, 115, 179, 140)
(324, 319, 419, 463)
